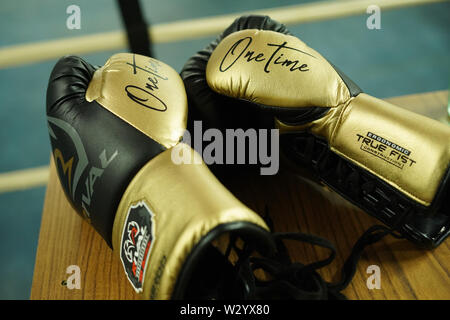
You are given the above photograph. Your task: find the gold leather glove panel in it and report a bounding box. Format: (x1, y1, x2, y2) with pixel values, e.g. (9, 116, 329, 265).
(112, 143, 269, 299)
(207, 29, 450, 207)
(86, 53, 187, 148)
(278, 93, 450, 206)
(206, 29, 350, 108)
(333, 94, 450, 206)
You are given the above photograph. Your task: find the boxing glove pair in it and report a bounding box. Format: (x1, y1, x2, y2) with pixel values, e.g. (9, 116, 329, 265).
(47, 53, 346, 299)
(181, 15, 450, 248)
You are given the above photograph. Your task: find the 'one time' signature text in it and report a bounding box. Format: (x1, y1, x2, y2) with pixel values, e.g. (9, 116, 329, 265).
(219, 36, 316, 74)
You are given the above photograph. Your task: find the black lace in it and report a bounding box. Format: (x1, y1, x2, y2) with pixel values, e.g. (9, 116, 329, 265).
(227, 209, 405, 300)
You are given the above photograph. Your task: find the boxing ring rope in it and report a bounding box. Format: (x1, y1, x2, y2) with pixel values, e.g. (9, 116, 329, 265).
(0, 0, 445, 69)
(0, 0, 446, 193)
(0, 166, 49, 193)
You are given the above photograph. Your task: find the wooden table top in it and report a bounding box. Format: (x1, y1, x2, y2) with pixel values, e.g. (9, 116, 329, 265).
(31, 90, 450, 300)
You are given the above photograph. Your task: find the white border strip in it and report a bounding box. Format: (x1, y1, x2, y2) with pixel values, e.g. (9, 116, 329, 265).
(0, 0, 446, 68)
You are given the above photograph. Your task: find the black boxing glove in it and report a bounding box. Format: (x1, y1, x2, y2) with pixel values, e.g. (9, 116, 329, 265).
(46, 53, 280, 299)
(181, 15, 450, 248)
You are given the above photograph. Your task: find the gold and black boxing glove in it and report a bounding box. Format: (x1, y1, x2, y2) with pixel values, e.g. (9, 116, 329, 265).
(46, 53, 280, 299)
(181, 15, 450, 248)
